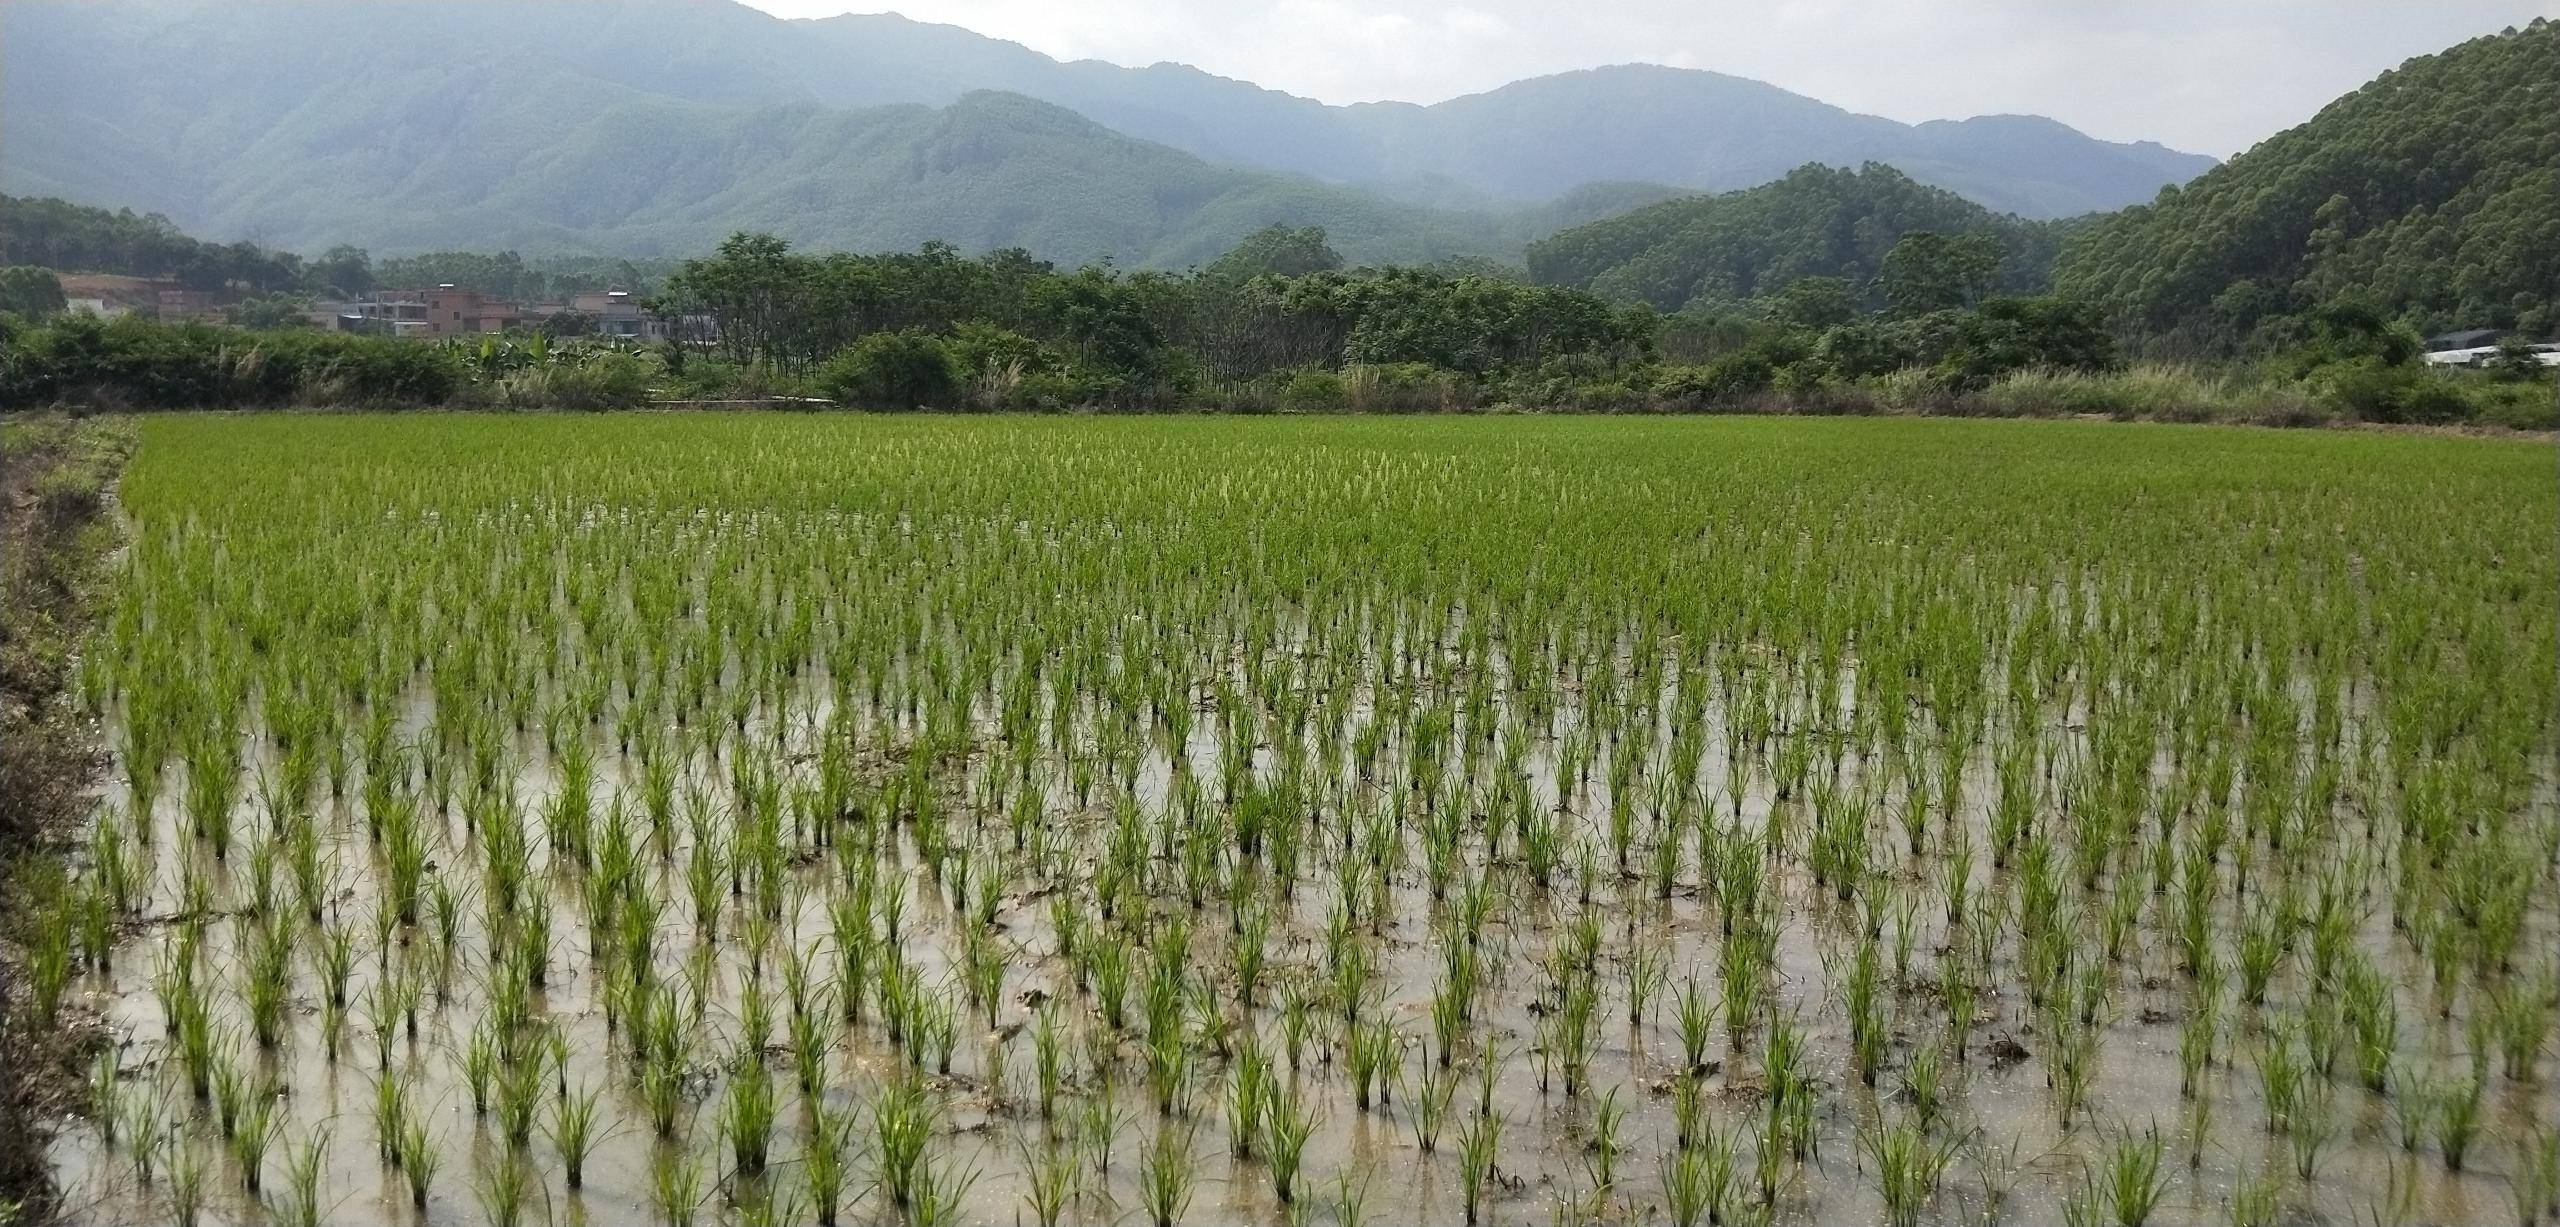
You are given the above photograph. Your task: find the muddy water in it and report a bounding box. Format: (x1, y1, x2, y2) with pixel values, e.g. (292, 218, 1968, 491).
(46, 648, 2560, 1227)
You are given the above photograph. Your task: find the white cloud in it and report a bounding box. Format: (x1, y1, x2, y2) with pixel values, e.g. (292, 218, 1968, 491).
(740, 0, 2560, 155)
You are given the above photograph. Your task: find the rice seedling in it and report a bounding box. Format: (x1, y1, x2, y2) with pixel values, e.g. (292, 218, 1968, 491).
(397, 1117, 440, 1209)
(1136, 1121, 1201, 1227)
(552, 1079, 605, 1189)
(1864, 1115, 1957, 1227)
(1019, 1131, 1076, 1227)
(1457, 1105, 1504, 1226)
(652, 1146, 705, 1227)
(1265, 1078, 1320, 1204)
(473, 1152, 533, 1227)
(168, 1132, 209, 1227)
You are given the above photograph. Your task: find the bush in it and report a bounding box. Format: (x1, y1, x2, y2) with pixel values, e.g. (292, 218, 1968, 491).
(817, 330, 961, 410)
(1278, 368, 1345, 413)
(2459, 378, 2559, 430)
(496, 352, 656, 411)
(0, 314, 465, 409)
(2311, 359, 2469, 424)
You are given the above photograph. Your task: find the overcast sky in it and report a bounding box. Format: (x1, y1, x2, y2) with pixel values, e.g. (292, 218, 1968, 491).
(736, 1, 2556, 157)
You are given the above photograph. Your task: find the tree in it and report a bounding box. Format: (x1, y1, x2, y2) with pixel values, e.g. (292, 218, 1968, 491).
(2485, 337, 2551, 381)
(0, 265, 66, 317)
(1208, 226, 1343, 281)
(306, 245, 374, 297)
(1874, 233, 2002, 316)
(1765, 276, 1862, 331)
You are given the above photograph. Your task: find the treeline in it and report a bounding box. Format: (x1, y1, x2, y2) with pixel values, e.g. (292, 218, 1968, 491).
(649, 232, 1655, 409)
(4, 219, 2547, 428)
(0, 196, 304, 292)
(0, 196, 665, 301)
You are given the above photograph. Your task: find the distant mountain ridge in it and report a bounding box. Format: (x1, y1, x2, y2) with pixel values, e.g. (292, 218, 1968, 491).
(0, 0, 2214, 265)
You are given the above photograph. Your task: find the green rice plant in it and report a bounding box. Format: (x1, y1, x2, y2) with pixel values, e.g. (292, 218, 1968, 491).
(1863, 1115, 1956, 1227)
(874, 1076, 938, 1209)
(1585, 1085, 1629, 1196)
(1136, 1121, 1200, 1227)
(2091, 1123, 2168, 1227)
(2436, 1072, 2484, 1170)
(86, 1047, 121, 1146)
(2491, 973, 2555, 1082)
(1225, 1034, 1271, 1157)
(123, 1094, 165, 1189)
(1079, 1090, 1132, 1179)
(473, 1152, 532, 1227)
(1019, 1131, 1075, 1227)
(1401, 1049, 1459, 1154)
(1143, 1014, 1194, 1116)
(1661, 1139, 1711, 1227)
(1457, 1105, 1504, 1226)
(230, 1087, 280, 1191)
(651, 1146, 704, 1227)
(370, 1066, 408, 1161)
(718, 1060, 778, 1176)
(1346, 1017, 1396, 1111)
(1904, 1040, 1949, 1129)
(1626, 935, 1669, 1026)
(168, 1132, 209, 1227)
(2515, 1123, 2560, 1227)
(2290, 1083, 2337, 1180)
(493, 1047, 546, 1152)
(2228, 1169, 2282, 1227)
(267, 1126, 329, 1227)
(396, 1117, 440, 1209)
(551, 1079, 604, 1188)
(803, 1102, 852, 1225)
(1265, 1078, 1320, 1204)
(1675, 974, 1713, 1073)
(908, 1150, 983, 1227)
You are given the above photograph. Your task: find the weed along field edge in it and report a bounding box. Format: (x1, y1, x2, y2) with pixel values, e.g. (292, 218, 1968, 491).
(34, 412, 2560, 1227)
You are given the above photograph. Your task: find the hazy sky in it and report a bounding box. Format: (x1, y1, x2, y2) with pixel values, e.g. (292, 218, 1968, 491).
(736, 1, 2556, 156)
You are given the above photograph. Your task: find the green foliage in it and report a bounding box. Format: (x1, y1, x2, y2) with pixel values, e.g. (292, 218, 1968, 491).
(817, 330, 962, 410)
(1526, 165, 2064, 313)
(1208, 225, 1344, 281)
(0, 313, 463, 408)
(1764, 277, 1861, 331)
(0, 196, 303, 291)
(1875, 232, 2004, 316)
(224, 294, 315, 330)
(0, 266, 66, 318)
(372, 252, 673, 303)
(2055, 20, 2560, 351)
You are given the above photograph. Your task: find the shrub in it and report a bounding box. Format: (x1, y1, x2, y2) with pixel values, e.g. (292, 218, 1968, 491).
(818, 331, 961, 410)
(496, 352, 656, 411)
(2311, 359, 2469, 424)
(2461, 379, 2559, 431)
(1278, 369, 1345, 414)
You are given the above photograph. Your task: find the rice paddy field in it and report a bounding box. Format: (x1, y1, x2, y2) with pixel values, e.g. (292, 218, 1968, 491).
(38, 413, 2560, 1227)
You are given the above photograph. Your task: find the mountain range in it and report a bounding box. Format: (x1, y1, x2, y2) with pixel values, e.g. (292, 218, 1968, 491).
(0, 0, 2215, 267)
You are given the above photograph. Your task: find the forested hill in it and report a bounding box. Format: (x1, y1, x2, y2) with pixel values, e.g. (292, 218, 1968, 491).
(1525, 165, 2065, 314)
(0, 0, 2209, 265)
(2053, 19, 2560, 352)
(0, 83, 1642, 269)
